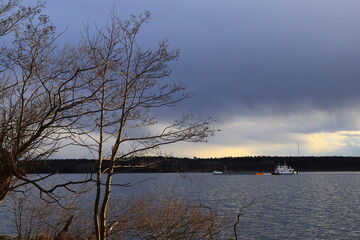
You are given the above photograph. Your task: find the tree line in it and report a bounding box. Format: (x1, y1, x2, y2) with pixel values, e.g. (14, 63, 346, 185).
(25, 156, 360, 173)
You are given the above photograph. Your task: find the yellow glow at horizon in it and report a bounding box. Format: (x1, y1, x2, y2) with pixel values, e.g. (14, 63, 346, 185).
(170, 130, 360, 158)
(185, 145, 255, 158)
(147, 112, 360, 157)
(300, 130, 360, 155)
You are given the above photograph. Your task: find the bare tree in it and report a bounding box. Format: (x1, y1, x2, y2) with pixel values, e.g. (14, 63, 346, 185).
(0, 3, 222, 239)
(0, 8, 97, 203)
(0, 0, 43, 37)
(81, 11, 217, 240)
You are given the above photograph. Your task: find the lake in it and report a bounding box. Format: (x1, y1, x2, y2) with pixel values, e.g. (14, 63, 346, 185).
(1, 172, 360, 239)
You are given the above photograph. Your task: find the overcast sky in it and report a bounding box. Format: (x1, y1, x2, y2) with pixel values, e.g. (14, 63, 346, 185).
(41, 0, 360, 158)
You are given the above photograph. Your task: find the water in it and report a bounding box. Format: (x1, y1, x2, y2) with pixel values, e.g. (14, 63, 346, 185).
(1, 172, 360, 239)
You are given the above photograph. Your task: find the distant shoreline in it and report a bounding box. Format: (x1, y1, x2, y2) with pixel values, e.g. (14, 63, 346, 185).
(25, 156, 360, 174)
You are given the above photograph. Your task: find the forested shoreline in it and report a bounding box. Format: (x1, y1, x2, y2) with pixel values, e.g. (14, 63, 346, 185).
(26, 156, 360, 173)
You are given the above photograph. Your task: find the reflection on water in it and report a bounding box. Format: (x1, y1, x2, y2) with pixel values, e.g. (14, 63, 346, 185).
(1, 172, 360, 239)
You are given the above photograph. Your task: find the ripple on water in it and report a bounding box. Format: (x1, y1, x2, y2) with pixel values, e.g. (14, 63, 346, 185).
(1, 172, 360, 239)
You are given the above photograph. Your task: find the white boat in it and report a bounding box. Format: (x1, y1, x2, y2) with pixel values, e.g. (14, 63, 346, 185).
(273, 162, 298, 175)
(213, 170, 223, 175)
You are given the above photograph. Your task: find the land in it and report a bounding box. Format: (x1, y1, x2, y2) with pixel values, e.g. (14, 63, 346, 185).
(25, 156, 360, 173)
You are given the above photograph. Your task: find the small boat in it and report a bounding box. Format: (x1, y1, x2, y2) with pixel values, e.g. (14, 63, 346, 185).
(213, 164, 228, 175)
(273, 162, 298, 175)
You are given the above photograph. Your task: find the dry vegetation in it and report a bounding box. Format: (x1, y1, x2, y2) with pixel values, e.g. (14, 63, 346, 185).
(7, 192, 247, 240)
(109, 195, 228, 239)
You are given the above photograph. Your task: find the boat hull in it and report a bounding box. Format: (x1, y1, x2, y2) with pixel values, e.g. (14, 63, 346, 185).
(272, 171, 298, 175)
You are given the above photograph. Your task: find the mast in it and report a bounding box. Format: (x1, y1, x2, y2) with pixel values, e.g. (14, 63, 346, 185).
(297, 142, 300, 157)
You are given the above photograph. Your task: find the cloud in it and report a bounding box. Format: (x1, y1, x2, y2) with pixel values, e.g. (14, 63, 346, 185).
(45, 0, 360, 117)
(301, 133, 346, 155)
(157, 106, 360, 157)
(299, 130, 360, 156)
(42, 0, 360, 157)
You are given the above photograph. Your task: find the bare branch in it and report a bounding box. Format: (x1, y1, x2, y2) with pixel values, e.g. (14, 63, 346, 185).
(79, 10, 218, 240)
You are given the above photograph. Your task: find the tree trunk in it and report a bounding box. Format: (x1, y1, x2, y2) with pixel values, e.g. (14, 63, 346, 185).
(0, 173, 12, 203)
(99, 161, 115, 240)
(0, 150, 13, 203)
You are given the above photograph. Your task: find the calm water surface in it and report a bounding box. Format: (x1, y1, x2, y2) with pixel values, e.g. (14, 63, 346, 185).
(1, 172, 360, 239)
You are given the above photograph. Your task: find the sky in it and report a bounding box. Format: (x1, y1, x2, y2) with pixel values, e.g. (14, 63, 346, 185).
(38, 0, 360, 158)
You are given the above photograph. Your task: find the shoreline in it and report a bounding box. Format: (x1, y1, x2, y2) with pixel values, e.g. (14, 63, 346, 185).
(25, 156, 360, 174)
